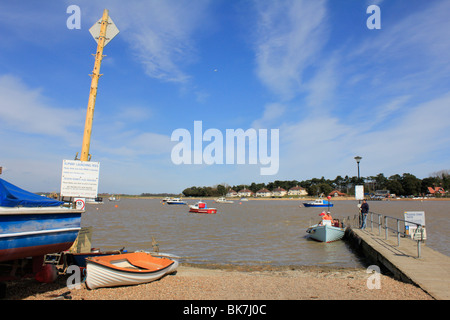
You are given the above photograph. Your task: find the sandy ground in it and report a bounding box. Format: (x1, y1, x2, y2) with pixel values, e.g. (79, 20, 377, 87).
(3, 264, 433, 300)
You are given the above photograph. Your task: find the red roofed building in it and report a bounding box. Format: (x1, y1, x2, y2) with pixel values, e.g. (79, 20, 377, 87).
(256, 188, 272, 197)
(427, 187, 446, 195)
(272, 187, 287, 197)
(238, 188, 254, 197)
(329, 190, 347, 197)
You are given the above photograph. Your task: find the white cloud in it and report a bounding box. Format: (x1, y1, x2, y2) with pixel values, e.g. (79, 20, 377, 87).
(275, 92, 450, 180)
(253, 0, 328, 100)
(0, 74, 82, 140)
(350, 1, 450, 92)
(71, 0, 212, 83)
(304, 56, 338, 113)
(367, 0, 384, 6)
(252, 103, 286, 129)
(249, 0, 450, 181)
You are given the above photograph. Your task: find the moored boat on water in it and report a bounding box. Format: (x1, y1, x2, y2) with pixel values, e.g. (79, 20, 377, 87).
(166, 198, 186, 205)
(215, 197, 234, 203)
(0, 178, 83, 263)
(108, 195, 120, 202)
(85, 251, 178, 289)
(306, 223, 345, 242)
(189, 201, 217, 214)
(303, 198, 334, 208)
(86, 197, 104, 204)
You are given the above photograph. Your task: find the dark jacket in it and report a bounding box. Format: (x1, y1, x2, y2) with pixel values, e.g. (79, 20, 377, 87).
(361, 202, 369, 214)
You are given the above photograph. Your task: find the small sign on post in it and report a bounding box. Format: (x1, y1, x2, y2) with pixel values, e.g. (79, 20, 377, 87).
(355, 185, 364, 200)
(89, 15, 119, 46)
(404, 211, 427, 240)
(74, 198, 86, 210)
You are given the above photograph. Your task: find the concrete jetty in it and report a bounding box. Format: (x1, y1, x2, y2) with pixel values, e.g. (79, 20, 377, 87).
(346, 227, 450, 300)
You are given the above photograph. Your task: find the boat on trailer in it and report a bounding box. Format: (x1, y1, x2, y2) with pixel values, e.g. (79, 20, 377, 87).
(85, 251, 178, 289)
(0, 178, 83, 264)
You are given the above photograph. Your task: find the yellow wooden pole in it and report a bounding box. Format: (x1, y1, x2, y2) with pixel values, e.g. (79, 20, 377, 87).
(80, 9, 109, 161)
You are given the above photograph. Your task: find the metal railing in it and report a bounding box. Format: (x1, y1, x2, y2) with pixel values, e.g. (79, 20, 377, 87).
(344, 211, 425, 258)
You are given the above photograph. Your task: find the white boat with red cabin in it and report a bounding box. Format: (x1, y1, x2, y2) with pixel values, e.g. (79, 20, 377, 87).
(189, 201, 217, 214)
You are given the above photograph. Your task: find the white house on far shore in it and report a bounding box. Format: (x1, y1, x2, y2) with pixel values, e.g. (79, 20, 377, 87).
(238, 188, 253, 197)
(288, 185, 308, 196)
(256, 188, 272, 197)
(272, 187, 287, 197)
(226, 189, 238, 197)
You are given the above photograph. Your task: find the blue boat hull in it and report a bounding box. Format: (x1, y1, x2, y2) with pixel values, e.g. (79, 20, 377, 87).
(303, 203, 334, 207)
(0, 208, 83, 262)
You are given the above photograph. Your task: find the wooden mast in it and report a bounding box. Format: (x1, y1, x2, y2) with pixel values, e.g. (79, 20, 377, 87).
(80, 9, 109, 162)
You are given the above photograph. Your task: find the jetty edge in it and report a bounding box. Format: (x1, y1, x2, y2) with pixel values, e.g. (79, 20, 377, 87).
(345, 226, 450, 300)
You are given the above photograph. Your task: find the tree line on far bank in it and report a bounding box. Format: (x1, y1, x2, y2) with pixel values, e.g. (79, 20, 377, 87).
(180, 170, 450, 198)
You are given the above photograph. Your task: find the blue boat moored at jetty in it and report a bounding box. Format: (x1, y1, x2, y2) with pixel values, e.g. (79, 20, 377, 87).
(0, 178, 84, 263)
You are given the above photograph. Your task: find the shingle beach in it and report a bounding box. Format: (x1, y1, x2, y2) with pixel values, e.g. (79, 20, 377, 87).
(4, 264, 432, 300)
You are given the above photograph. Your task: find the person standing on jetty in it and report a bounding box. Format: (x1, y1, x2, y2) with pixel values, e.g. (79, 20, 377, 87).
(360, 199, 369, 229)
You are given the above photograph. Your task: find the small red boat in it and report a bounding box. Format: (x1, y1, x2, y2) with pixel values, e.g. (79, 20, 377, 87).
(189, 201, 217, 214)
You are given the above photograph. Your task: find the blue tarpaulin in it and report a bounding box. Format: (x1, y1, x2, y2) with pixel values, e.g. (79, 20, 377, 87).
(0, 178, 63, 207)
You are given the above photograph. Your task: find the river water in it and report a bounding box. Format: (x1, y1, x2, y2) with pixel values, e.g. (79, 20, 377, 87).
(81, 199, 449, 268)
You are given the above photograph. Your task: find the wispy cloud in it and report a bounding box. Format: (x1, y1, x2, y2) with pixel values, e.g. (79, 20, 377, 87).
(0, 75, 82, 140)
(252, 103, 286, 129)
(252, 0, 328, 100)
(72, 0, 212, 83)
(250, 0, 450, 180)
(350, 1, 450, 95)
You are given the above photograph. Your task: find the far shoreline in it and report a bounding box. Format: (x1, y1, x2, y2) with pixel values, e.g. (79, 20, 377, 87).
(114, 195, 450, 201)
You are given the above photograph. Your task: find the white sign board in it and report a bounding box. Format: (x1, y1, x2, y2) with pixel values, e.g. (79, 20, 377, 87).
(404, 211, 426, 227)
(89, 16, 119, 46)
(355, 185, 364, 200)
(60, 160, 100, 198)
(404, 211, 426, 240)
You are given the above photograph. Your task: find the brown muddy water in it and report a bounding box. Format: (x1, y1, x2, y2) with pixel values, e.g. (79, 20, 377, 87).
(81, 199, 449, 268)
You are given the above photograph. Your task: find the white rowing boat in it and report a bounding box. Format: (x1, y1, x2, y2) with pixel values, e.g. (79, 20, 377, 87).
(85, 252, 178, 289)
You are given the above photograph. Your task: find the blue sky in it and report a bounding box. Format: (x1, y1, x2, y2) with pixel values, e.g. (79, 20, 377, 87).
(1, 0, 449, 194)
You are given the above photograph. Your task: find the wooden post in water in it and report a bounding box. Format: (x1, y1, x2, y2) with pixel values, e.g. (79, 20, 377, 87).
(80, 9, 109, 162)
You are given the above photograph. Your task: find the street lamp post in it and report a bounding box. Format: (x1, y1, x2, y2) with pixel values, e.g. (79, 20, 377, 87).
(354, 156, 362, 184)
(354, 156, 363, 227)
